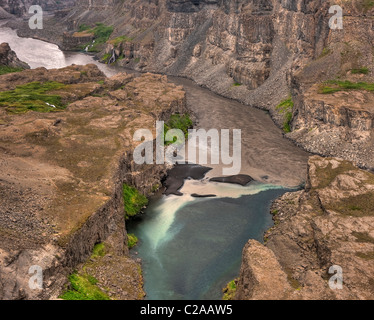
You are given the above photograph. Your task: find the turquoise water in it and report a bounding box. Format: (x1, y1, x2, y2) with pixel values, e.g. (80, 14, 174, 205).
(128, 182, 292, 300)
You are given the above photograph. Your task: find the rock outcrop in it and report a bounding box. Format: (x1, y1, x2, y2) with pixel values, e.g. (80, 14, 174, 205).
(0, 63, 186, 299)
(236, 156, 374, 300)
(0, 42, 30, 69)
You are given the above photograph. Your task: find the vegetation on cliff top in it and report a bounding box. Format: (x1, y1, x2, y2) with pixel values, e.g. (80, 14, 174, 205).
(108, 35, 134, 46)
(0, 65, 23, 75)
(164, 113, 193, 145)
(0, 81, 66, 113)
(276, 97, 294, 133)
(222, 279, 238, 300)
(319, 80, 374, 94)
(79, 23, 114, 52)
(60, 243, 110, 300)
(351, 67, 369, 75)
(123, 184, 148, 219)
(59, 272, 110, 300)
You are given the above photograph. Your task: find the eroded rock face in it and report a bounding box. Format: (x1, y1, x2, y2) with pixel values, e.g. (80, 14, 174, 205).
(236, 156, 374, 300)
(287, 3, 374, 169)
(0, 64, 186, 299)
(0, 42, 29, 69)
(0, 0, 77, 16)
(28, 0, 327, 118)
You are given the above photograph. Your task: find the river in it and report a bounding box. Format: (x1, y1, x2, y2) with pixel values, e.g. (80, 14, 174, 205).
(0, 26, 310, 300)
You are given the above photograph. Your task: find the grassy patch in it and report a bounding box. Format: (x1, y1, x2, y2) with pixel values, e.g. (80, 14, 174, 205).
(101, 53, 111, 63)
(0, 81, 66, 114)
(351, 67, 369, 75)
(164, 113, 193, 145)
(327, 192, 374, 217)
(78, 24, 91, 32)
(81, 23, 114, 52)
(109, 35, 134, 46)
(313, 160, 357, 189)
(123, 184, 148, 219)
(355, 251, 374, 260)
(352, 231, 374, 244)
(276, 97, 294, 133)
(91, 243, 106, 258)
(319, 80, 374, 94)
(59, 272, 110, 300)
(127, 233, 138, 249)
(222, 279, 237, 300)
(0, 65, 24, 75)
(232, 82, 242, 87)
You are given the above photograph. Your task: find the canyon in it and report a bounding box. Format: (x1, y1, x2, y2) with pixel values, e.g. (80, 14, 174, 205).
(1, 0, 374, 300)
(0, 46, 186, 298)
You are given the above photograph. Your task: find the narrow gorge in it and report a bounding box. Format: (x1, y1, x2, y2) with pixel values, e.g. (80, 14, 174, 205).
(0, 0, 374, 300)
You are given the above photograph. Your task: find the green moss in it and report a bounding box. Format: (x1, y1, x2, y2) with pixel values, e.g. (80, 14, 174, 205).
(276, 97, 294, 133)
(0, 81, 66, 114)
(232, 82, 242, 87)
(81, 23, 114, 52)
(222, 279, 237, 300)
(91, 243, 106, 258)
(123, 184, 148, 219)
(0, 65, 24, 75)
(59, 273, 110, 300)
(127, 233, 138, 249)
(319, 80, 374, 94)
(151, 183, 160, 193)
(351, 67, 369, 75)
(164, 113, 193, 145)
(101, 53, 111, 63)
(78, 24, 91, 32)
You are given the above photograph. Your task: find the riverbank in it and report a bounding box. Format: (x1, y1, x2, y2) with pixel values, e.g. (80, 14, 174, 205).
(0, 57, 187, 299)
(235, 156, 374, 300)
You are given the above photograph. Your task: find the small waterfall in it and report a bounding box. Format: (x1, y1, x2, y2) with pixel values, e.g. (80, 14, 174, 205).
(108, 49, 116, 64)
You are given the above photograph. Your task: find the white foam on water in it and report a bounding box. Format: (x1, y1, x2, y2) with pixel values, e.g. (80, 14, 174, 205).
(140, 180, 287, 251)
(180, 179, 285, 198)
(141, 194, 195, 250)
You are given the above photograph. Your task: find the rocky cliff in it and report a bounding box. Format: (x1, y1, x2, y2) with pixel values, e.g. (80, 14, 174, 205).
(0, 42, 29, 69)
(46, 0, 373, 171)
(4, 1, 374, 168)
(235, 156, 374, 300)
(0, 63, 186, 299)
